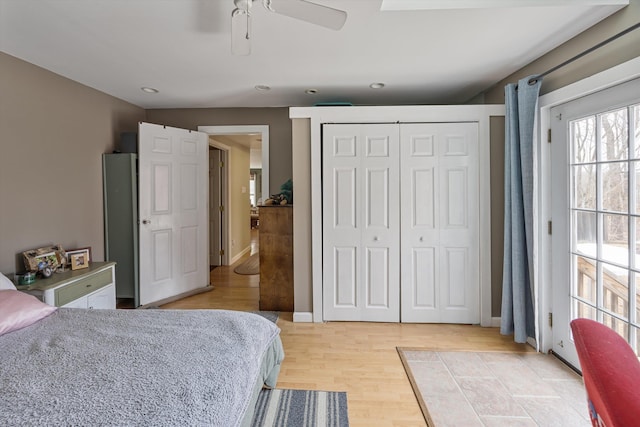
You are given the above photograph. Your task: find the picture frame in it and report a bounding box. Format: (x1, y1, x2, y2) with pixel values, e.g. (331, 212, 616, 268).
(70, 252, 89, 270)
(22, 245, 65, 273)
(65, 247, 91, 266)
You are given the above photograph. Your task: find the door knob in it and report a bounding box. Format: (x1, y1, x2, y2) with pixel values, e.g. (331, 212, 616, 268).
(373, 236, 379, 241)
(142, 219, 151, 225)
(419, 236, 424, 242)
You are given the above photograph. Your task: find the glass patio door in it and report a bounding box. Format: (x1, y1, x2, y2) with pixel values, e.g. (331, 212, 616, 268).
(550, 77, 640, 367)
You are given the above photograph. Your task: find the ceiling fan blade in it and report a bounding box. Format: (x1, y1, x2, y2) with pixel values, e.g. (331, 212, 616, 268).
(264, 0, 347, 30)
(231, 8, 251, 55)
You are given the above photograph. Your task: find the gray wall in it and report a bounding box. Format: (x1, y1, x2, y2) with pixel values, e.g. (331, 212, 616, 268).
(490, 116, 506, 317)
(292, 119, 312, 313)
(0, 52, 146, 274)
(145, 108, 292, 197)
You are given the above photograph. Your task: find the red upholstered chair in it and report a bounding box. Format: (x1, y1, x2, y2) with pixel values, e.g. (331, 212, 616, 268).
(570, 318, 640, 427)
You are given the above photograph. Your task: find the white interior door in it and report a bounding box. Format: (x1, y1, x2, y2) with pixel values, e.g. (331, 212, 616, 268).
(400, 123, 480, 323)
(551, 78, 640, 368)
(322, 124, 400, 322)
(209, 148, 222, 267)
(138, 122, 209, 306)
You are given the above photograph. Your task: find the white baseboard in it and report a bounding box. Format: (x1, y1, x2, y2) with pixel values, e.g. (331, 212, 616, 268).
(491, 317, 501, 327)
(230, 245, 252, 265)
(293, 312, 313, 323)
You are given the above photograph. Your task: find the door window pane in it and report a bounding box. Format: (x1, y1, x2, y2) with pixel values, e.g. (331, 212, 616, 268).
(602, 213, 629, 266)
(603, 313, 629, 341)
(575, 300, 597, 321)
(574, 165, 596, 210)
(600, 108, 628, 161)
(634, 162, 640, 214)
(574, 255, 596, 305)
(574, 211, 596, 255)
(601, 162, 628, 213)
(572, 117, 596, 163)
(601, 261, 629, 320)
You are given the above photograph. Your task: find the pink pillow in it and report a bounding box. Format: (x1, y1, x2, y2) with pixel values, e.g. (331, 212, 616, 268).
(0, 290, 57, 336)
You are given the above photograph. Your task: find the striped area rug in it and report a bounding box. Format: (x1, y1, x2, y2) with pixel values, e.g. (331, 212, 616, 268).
(251, 388, 349, 427)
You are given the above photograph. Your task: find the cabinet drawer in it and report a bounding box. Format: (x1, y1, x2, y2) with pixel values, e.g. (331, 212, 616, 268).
(55, 269, 113, 307)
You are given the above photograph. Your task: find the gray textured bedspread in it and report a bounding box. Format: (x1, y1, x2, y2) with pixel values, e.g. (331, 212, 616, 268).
(0, 308, 283, 427)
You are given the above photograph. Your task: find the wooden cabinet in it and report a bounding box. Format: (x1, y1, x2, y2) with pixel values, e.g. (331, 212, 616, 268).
(16, 262, 116, 309)
(259, 206, 294, 311)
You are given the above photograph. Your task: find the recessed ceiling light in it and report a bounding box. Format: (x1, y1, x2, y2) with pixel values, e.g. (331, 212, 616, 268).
(305, 89, 318, 95)
(141, 87, 159, 93)
(370, 82, 385, 89)
(255, 85, 271, 91)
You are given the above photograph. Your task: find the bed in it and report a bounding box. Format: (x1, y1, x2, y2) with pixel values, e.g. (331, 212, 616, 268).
(0, 287, 284, 427)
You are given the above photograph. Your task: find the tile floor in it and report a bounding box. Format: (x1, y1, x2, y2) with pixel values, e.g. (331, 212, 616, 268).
(400, 350, 590, 427)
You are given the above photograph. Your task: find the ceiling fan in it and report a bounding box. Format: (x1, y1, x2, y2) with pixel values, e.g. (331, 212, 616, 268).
(231, 0, 347, 55)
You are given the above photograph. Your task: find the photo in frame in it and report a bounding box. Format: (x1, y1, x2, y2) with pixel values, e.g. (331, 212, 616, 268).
(70, 252, 89, 270)
(65, 247, 91, 267)
(22, 245, 65, 273)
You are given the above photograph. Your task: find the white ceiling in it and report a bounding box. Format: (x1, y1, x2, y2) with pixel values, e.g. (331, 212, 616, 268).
(0, 0, 628, 109)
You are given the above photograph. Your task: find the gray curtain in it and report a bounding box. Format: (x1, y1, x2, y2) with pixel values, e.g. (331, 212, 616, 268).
(501, 75, 542, 343)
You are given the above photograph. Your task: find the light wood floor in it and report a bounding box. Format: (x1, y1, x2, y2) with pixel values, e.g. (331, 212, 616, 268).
(162, 230, 533, 426)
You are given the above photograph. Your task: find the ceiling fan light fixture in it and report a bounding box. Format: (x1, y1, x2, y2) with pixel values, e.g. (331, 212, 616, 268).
(232, 0, 347, 55)
(370, 82, 385, 89)
(141, 86, 159, 93)
(231, 5, 252, 55)
(264, 0, 347, 30)
(305, 88, 318, 94)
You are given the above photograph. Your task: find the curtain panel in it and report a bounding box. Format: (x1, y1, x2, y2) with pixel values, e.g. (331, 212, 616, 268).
(501, 76, 542, 343)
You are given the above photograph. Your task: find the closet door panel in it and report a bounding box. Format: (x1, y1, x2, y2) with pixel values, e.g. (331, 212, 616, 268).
(402, 123, 479, 323)
(401, 124, 441, 322)
(438, 124, 479, 323)
(323, 124, 399, 322)
(323, 125, 362, 320)
(360, 126, 399, 322)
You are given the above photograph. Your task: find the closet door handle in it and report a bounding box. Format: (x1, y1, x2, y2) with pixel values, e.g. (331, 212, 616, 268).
(373, 236, 379, 241)
(419, 236, 424, 242)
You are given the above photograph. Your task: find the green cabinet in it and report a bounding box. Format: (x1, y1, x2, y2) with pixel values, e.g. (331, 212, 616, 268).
(103, 153, 139, 307)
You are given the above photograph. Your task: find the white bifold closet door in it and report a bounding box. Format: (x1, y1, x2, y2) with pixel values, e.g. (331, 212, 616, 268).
(322, 124, 400, 322)
(322, 122, 479, 323)
(400, 123, 479, 323)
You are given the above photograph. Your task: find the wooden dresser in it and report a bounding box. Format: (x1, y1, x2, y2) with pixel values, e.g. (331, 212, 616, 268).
(259, 205, 294, 311)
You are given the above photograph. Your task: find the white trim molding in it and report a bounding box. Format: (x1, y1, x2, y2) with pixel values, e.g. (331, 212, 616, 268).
(290, 104, 505, 326)
(293, 312, 314, 323)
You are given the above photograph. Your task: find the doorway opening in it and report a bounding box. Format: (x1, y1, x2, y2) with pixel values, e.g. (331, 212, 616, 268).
(199, 125, 269, 268)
